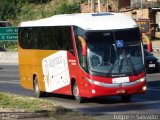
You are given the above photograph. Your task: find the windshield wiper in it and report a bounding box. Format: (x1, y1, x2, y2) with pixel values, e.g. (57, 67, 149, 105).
(108, 59, 119, 75)
(127, 56, 137, 75)
(109, 54, 137, 76)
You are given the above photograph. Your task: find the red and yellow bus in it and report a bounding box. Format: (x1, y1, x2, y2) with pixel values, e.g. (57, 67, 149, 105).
(18, 13, 147, 103)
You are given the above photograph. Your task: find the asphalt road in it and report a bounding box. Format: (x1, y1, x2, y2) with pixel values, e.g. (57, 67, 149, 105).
(0, 65, 160, 120)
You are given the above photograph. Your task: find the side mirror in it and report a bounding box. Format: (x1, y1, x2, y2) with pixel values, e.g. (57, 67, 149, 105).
(78, 36, 87, 56)
(78, 36, 87, 69)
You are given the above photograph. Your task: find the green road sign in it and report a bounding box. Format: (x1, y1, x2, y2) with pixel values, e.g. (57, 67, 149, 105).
(0, 27, 18, 41)
(0, 34, 17, 41)
(0, 27, 18, 34)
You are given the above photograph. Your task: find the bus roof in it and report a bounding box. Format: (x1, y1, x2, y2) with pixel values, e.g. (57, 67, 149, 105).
(20, 13, 137, 30)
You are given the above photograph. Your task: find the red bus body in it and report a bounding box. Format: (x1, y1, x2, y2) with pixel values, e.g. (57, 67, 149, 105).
(18, 13, 147, 102)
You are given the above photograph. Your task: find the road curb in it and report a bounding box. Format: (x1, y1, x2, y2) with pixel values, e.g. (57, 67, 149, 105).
(0, 112, 54, 120)
(0, 52, 18, 64)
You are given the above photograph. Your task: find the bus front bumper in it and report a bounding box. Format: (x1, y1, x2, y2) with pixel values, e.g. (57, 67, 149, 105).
(84, 77, 147, 98)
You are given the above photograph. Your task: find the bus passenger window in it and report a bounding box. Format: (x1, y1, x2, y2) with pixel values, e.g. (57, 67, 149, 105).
(62, 27, 74, 54)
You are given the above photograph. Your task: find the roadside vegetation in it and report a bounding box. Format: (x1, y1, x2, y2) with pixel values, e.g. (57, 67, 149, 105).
(0, 92, 55, 112)
(0, 41, 17, 51)
(0, 0, 82, 26)
(0, 0, 82, 50)
(0, 92, 95, 120)
(1, 0, 160, 26)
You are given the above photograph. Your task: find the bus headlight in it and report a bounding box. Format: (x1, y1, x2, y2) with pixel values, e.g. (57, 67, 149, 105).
(143, 86, 147, 91)
(139, 77, 146, 82)
(87, 78, 102, 86)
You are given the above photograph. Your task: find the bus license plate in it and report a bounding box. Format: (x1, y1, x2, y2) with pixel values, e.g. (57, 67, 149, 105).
(112, 77, 129, 84)
(149, 64, 155, 67)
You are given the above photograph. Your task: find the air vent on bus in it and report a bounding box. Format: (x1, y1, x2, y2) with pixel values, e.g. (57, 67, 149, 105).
(92, 13, 113, 16)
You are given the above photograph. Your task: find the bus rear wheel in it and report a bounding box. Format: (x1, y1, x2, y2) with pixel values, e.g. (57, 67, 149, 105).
(33, 77, 45, 98)
(121, 95, 132, 102)
(72, 83, 84, 103)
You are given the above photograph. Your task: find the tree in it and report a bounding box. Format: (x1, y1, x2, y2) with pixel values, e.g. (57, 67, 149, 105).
(157, 1, 160, 7)
(54, 2, 81, 14)
(0, 0, 17, 20)
(16, 0, 51, 4)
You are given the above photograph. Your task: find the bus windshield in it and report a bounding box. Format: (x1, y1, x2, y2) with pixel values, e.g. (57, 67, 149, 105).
(86, 28, 144, 77)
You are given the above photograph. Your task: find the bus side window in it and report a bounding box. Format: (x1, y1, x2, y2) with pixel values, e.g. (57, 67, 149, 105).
(19, 26, 74, 52)
(52, 27, 63, 50)
(19, 27, 34, 49)
(37, 27, 43, 49)
(62, 26, 74, 55)
(76, 39, 83, 65)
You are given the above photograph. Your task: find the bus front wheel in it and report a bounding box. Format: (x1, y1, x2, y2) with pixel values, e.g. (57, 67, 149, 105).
(33, 77, 44, 98)
(72, 83, 84, 103)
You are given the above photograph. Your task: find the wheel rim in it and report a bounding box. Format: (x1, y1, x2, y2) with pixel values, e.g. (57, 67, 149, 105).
(35, 83, 39, 93)
(34, 80, 39, 96)
(73, 85, 79, 97)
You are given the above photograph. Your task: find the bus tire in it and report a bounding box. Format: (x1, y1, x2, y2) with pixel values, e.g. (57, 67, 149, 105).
(121, 95, 132, 102)
(33, 77, 44, 98)
(72, 83, 84, 103)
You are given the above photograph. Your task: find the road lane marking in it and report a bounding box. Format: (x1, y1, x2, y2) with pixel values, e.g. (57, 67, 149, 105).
(149, 86, 160, 89)
(0, 80, 19, 84)
(148, 85, 160, 92)
(148, 88, 160, 92)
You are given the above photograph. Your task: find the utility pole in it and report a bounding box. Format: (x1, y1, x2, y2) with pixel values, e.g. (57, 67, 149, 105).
(91, 0, 95, 13)
(107, 0, 109, 12)
(91, 0, 93, 12)
(88, 0, 90, 12)
(98, 0, 101, 13)
(117, 0, 119, 12)
(131, 0, 133, 10)
(141, 0, 143, 18)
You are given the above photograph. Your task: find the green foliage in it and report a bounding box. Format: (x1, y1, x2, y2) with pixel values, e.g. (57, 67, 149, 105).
(0, 92, 95, 120)
(0, 0, 17, 20)
(6, 0, 81, 26)
(0, 92, 55, 112)
(0, 0, 81, 51)
(17, 3, 42, 21)
(157, 1, 160, 7)
(0, 41, 17, 51)
(54, 2, 81, 14)
(81, 0, 87, 3)
(16, 0, 51, 4)
(0, 0, 81, 25)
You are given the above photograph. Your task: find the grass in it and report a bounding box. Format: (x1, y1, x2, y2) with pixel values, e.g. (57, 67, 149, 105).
(0, 92, 56, 112)
(0, 92, 95, 120)
(0, 41, 18, 52)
